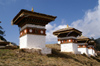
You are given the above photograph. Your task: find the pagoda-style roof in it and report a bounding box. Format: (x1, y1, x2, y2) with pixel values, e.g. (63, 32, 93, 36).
(0, 40, 9, 45)
(0, 40, 5, 42)
(88, 39, 95, 45)
(53, 26, 82, 36)
(12, 9, 57, 27)
(77, 35, 89, 41)
(76, 36, 89, 44)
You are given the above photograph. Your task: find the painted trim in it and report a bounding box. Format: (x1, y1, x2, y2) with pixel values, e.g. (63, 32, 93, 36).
(78, 45, 88, 48)
(58, 39, 77, 44)
(21, 24, 45, 31)
(20, 27, 46, 37)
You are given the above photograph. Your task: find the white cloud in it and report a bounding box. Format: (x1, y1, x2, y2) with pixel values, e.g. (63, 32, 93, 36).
(46, 24, 55, 31)
(46, 23, 66, 43)
(71, 0, 100, 38)
(46, 0, 100, 43)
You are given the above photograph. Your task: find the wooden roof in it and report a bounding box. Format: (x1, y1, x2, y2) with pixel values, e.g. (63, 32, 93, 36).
(77, 36, 89, 39)
(0, 40, 4, 42)
(0, 40, 9, 45)
(77, 35, 89, 41)
(12, 9, 56, 27)
(53, 27, 82, 36)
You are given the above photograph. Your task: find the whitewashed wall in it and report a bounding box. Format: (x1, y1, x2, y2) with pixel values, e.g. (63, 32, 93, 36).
(88, 49, 95, 56)
(27, 34, 45, 49)
(78, 48, 88, 55)
(20, 35, 27, 48)
(20, 34, 51, 54)
(61, 43, 78, 54)
(93, 50, 95, 55)
(20, 34, 45, 49)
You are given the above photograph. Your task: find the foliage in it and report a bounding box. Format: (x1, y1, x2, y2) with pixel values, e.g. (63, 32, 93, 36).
(0, 21, 6, 41)
(95, 38, 100, 51)
(0, 26, 5, 36)
(0, 21, 5, 36)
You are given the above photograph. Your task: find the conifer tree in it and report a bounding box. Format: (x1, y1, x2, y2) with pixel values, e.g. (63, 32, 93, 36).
(0, 21, 5, 36)
(0, 21, 6, 41)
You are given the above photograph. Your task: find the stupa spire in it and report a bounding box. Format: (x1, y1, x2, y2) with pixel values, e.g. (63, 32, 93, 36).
(66, 24, 69, 28)
(31, 7, 34, 12)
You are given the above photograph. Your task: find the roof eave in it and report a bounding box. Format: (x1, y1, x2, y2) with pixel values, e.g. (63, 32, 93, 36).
(12, 9, 57, 25)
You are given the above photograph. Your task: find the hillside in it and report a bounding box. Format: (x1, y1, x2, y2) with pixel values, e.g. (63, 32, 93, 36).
(0, 44, 100, 66)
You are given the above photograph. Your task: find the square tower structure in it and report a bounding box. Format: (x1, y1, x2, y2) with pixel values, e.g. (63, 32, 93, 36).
(77, 36, 89, 55)
(53, 25, 82, 54)
(12, 9, 56, 54)
(88, 39, 96, 56)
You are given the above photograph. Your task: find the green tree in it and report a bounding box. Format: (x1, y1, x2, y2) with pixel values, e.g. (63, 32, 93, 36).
(0, 21, 5, 36)
(95, 38, 100, 51)
(0, 21, 6, 41)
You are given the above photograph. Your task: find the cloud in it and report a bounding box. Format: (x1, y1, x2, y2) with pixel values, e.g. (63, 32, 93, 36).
(46, 0, 100, 43)
(71, 0, 100, 38)
(46, 23, 67, 43)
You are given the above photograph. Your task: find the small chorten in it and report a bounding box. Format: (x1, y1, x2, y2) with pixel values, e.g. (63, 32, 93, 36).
(77, 35, 89, 55)
(53, 24, 82, 54)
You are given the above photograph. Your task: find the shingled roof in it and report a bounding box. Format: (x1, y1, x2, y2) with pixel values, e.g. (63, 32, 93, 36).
(53, 25, 82, 36)
(12, 9, 57, 27)
(77, 35, 89, 41)
(54, 27, 73, 32)
(77, 35, 89, 39)
(0, 40, 4, 42)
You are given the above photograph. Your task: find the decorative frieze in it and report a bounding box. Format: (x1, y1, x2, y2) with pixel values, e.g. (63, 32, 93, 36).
(20, 27, 46, 37)
(88, 47, 94, 49)
(78, 45, 94, 50)
(58, 39, 77, 44)
(78, 45, 88, 48)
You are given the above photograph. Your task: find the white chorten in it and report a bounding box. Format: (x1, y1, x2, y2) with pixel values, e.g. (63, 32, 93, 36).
(88, 39, 96, 56)
(53, 25, 82, 54)
(12, 8, 56, 54)
(77, 35, 89, 55)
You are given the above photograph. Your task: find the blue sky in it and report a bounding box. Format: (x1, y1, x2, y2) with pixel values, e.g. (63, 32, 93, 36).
(0, 0, 99, 45)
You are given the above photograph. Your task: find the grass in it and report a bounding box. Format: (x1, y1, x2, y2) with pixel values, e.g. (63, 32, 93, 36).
(0, 44, 100, 66)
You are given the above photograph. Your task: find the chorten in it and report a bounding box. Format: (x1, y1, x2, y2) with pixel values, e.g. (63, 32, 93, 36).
(88, 39, 96, 56)
(53, 25, 82, 54)
(12, 8, 56, 54)
(77, 35, 89, 55)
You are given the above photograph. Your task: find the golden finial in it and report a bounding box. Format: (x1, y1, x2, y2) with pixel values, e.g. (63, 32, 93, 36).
(66, 24, 69, 28)
(31, 7, 34, 12)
